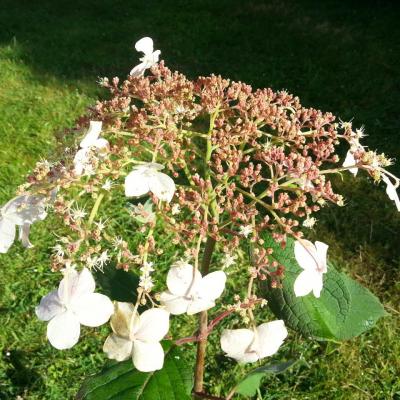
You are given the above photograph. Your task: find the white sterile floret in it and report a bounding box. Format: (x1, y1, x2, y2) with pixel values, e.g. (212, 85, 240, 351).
(382, 174, 400, 212)
(0, 194, 48, 254)
(342, 150, 358, 176)
(103, 303, 170, 372)
(125, 163, 176, 203)
(73, 121, 109, 176)
(160, 262, 226, 315)
(35, 267, 114, 350)
(130, 37, 161, 77)
(293, 239, 328, 298)
(221, 320, 288, 363)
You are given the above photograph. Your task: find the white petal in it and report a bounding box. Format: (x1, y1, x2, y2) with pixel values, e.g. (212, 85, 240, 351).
(235, 351, 260, 364)
(94, 138, 109, 151)
(343, 151, 358, 176)
(132, 340, 164, 372)
(71, 292, 114, 327)
(125, 169, 151, 197)
(293, 269, 322, 297)
(135, 37, 154, 55)
(166, 263, 201, 296)
(197, 271, 226, 301)
(110, 302, 135, 338)
(294, 240, 319, 271)
(382, 175, 400, 212)
(312, 272, 324, 298)
(80, 121, 103, 148)
(59, 268, 95, 305)
(35, 289, 63, 321)
(256, 320, 288, 358)
(315, 241, 329, 273)
(159, 291, 190, 315)
(47, 310, 80, 350)
(57, 268, 79, 304)
(103, 334, 133, 362)
(19, 223, 33, 248)
(134, 308, 169, 342)
(220, 328, 254, 361)
(186, 298, 215, 315)
(148, 172, 176, 202)
(0, 217, 16, 253)
(129, 62, 147, 77)
(151, 50, 161, 63)
(74, 268, 96, 296)
(73, 148, 89, 176)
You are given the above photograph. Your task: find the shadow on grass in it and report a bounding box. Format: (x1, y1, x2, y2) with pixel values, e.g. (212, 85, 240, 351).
(1, 349, 43, 399)
(0, 0, 399, 136)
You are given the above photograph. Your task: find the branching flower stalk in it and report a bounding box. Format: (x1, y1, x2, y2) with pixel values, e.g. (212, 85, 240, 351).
(1, 37, 399, 398)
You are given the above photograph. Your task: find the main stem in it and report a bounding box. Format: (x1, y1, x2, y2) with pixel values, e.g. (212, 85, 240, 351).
(194, 107, 219, 397)
(194, 236, 216, 396)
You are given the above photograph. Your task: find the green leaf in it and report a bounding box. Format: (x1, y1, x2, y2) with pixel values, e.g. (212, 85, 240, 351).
(235, 360, 297, 396)
(95, 266, 139, 303)
(260, 235, 387, 340)
(76, 343, 193, 400)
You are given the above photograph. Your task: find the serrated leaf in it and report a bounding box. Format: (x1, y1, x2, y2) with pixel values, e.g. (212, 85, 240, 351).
(260, 234, 386, 340)
(76, 343, 193, 400)
(235, 360, 297, 396)
(95, 266, 139, 303)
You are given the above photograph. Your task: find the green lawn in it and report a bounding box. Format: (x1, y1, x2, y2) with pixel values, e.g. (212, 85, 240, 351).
(0, 0, 399, 399)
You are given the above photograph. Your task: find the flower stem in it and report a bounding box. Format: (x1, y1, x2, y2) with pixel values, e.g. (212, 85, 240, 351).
(193, 236, 216, 396)
(88, 192, 104, 227)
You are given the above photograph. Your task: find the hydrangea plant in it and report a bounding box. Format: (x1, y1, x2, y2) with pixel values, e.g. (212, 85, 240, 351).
(1, 37, 398, 399)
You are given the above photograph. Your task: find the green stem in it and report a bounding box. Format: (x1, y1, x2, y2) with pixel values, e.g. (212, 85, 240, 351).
(88, 193, 104, 227)
(193, 237, 217, 397)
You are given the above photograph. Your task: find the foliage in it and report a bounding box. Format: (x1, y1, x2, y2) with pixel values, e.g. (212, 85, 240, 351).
(77, 342, 193, 400)
(261, 236, 387, 340)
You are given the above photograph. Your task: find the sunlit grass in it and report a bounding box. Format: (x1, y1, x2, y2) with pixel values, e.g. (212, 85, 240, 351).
(0, 1, 399, 398)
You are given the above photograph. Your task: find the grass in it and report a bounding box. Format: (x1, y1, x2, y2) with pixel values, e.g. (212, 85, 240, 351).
(0, 0, 399, 399)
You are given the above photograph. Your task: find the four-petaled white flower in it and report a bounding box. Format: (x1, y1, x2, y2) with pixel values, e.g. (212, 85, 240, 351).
(130, 37, 161, 77)
(220, 320, 288, 363)
(0, 194, 48, 253)
(35, 267, 114, 350)
(125, 163, 176, 203)
(239, 225, 253, 238)
(102, 179, 114, 191)
(73, 121, 109, 176)
(382, 174, 400, 212)
(222, 253, 237, 269)
(103, 303, 170, 372)
(293, 239, 328, 298)
(160, 262, 226, 315)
